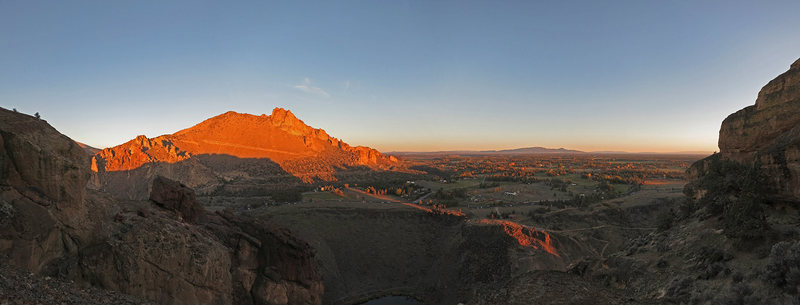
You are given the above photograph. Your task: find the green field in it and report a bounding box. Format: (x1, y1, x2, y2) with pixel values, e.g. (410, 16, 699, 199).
(611, 183, 630, 193)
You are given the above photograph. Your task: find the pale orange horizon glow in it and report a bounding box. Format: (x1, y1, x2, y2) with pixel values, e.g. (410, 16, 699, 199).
(366, 141, 717, 154)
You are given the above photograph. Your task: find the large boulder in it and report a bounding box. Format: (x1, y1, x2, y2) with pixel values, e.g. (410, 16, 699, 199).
(690, 57, 800, 202)
(150, 175, 205, 223)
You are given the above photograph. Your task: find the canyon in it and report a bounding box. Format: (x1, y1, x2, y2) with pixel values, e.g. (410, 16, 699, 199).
(0, 105, 657, 304)
(4, 56, 800, 304)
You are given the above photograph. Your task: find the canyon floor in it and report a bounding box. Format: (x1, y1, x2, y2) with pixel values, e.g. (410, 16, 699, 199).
(250, 181, 684, 305)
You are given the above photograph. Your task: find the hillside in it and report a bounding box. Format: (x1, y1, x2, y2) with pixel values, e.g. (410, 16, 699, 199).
(0, 107, 324, 304)
(90, 108, 407, 201)
(94, 108, 397, 178)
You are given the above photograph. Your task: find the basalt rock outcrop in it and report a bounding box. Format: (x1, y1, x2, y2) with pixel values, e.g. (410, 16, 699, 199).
(90, 108, 400, 200)
(0, 108, 324, 304)
(689, 57, 800, 201)
(0, 108, 95, 272)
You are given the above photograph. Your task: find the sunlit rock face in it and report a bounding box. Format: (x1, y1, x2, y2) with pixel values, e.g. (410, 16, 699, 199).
(90, 108, 400, 199)
(94, 108, 397, 173)
(476, 219, 559, 257)
(690, 57, 800, 201)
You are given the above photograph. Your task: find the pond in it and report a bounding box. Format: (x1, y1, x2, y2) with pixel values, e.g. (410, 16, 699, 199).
(358, 296, 420, 305)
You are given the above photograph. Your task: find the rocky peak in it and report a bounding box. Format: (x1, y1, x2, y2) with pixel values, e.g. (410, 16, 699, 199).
(270, 107, 298, 124)
(268, 108, 317, 137)
(133, 135, 152, 148)
(96, 108, 396, 170)
(91, 108, 400, 193)
(174, 109, 319, 139)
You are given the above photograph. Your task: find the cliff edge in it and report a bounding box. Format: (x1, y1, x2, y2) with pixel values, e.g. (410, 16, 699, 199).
(689, 57, 800, 202)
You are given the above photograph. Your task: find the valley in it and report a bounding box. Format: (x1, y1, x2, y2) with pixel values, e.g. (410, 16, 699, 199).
(4, 2, 800, 304)
(0, 104, 696, 305)
(2, 57, 800, 305)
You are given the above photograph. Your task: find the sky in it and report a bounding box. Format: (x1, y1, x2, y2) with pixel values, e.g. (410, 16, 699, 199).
(2, 1, 800, 153)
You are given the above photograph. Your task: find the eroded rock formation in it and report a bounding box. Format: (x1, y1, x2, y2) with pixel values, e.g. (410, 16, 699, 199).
(689, 57, 800, 201)
(90, 108, 401, 200)
(92, 108, 397, 178)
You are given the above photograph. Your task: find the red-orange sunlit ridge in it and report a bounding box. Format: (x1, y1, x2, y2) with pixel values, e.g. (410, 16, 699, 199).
(91, 110, 398, 181)
(476, 219, 560, 257)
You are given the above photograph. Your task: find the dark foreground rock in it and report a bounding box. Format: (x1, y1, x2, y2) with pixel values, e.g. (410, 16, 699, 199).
(0, 108, 97, 273)
(0, 261, 151, 305)
(71, 178, 324, 305)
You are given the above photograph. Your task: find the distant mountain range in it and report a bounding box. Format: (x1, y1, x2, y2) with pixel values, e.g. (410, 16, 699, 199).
(489, 147, 584, 154)
(389, 147, 711, 156)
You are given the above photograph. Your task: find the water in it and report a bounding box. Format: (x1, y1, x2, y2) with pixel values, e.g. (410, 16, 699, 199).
(359, 296, 419, 305)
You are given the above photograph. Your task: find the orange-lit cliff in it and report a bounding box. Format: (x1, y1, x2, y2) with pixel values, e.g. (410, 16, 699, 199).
(92, 108, 398, 181)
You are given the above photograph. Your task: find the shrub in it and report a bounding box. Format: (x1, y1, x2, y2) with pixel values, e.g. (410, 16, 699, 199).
(656, 209, 675, 232)
(687, 154, 770, 243)
(732, 271, 744, 283)
(677, 198, 697, 219)
(711, 283, 758, 305)
(700, 262, 730, 280)
(764, 241, 800, 294)
(665, 276, 694, 302)
(722, 196, 769, 241)
(695, 246, 731, 268)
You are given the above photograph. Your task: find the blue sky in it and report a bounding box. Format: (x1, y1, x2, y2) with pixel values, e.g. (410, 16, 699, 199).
(2, 0, 799, 152)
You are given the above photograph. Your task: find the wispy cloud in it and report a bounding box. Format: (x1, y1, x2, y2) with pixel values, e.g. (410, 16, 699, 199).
(293, 77, 330, 98)
(344, 80, 351, 91)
